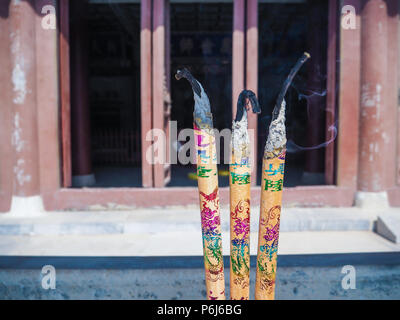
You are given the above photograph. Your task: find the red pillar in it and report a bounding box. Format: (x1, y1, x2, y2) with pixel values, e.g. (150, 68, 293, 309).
(140, 0, 153, 187)
(232, 0, 245, 116)
(246, 0, 258, 185)
(0, 2, 13, 211)
(9, 0, 40, 197)
(70, 0, 95, 187)
(358, 0, 396, 192)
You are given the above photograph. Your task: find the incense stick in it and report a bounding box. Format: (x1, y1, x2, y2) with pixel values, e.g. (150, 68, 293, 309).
(175, 68, 225, 300)
(230, 90, 260, 300)
(255, 52, 310, 300)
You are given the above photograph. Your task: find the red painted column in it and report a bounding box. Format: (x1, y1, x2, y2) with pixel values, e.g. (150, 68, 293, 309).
(232, 0, 245, 116)
(70, 0, 95, 187)
(336, 0, 361, 190)
(141, 0, 154, 187)
(385, 0, 398, 190)
(59, 0, 72, 187)
(358, 0, 395, 192)
(35, 0, 61, 200)
(9, 0, 40, 197)
(325, 0, 338, 185)
(246, 0, 258, 185)
(152, 0, 166, 188)
(0, 2, 13, 211)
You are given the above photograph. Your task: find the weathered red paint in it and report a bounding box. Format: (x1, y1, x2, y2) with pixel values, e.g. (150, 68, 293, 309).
(9, 0, 40, 197)
(164, 0, 171, 185)
(152, 0, 169, 188)
(246, 0, 258, 186)
(0, 2, 13, 212)
(359, 0, 395, 192)
(325, 0, 338, 185)
(35, 0, 60, 195)
(6, 0, 399, 210)
(385, 0, 398, 190)
(141, 0, 154, 188)
(336, 0, 361, 192)
(59, 0, 72, 187)
(388, 187, 400, 207)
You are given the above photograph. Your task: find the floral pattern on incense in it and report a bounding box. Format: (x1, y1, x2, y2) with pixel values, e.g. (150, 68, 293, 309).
(195, 124, 225, 299)
(229, 145, 251, 299)
(230, 200, 250, 292)
(256, 149, 285, 297)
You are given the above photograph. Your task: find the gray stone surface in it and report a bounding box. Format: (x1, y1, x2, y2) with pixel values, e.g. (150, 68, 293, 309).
(1, 265, 399, 300)
(0, 207, 379, 236)
(376, 212, 400, 243)
(1, 231, 400, 256)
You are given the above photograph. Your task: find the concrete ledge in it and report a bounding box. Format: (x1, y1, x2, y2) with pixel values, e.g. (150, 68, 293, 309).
(376, 212, 400, 243)
(0, 207, 377, 236)
(355, 191, 390, 209)
(1, 254, 400, 299)
(0, 231, 399, 256)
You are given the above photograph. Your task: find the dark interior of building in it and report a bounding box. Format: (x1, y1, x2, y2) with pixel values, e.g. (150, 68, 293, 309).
(169, 2, 233, 187)
(85, 3, 142, 187)
(258, 0, 329, 186)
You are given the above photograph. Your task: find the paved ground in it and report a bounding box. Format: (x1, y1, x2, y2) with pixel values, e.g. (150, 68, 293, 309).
(1, 207, 399, 299)
(0, 231, 399, 256)
(1, 263, 400, 299)
(0, 206, 398, 256)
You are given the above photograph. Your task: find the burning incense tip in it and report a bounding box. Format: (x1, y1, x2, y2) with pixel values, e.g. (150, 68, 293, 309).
(174, 67, 212, 129)
(175, 70, 183, 80)
(232, 90, 260, 163)
(272, 52, 311, 121)
(256, 52, 310, 300)
(235, 90, 261, 122)
(266, 52, 310, 158)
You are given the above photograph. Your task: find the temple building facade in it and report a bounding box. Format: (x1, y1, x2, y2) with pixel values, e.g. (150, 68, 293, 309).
(0, 0, 399, 212)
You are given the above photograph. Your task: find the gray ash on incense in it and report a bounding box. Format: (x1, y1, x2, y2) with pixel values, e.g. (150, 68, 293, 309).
(175, 68, 213, 130)
(265, 99, 286, 158)
(231, 90, 261, 164)
(232, 110, 250, 163)
(264, 52, 310, 159)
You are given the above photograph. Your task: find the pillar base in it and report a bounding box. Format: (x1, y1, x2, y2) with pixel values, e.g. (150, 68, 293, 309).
(9, 196, 45, 217)
(354, 191, 389, 209)
(72, 174, 96, 187)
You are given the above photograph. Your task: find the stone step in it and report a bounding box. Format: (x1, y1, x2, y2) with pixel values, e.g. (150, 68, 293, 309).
(0, 207, 378, 236)
(0, 231, 399, 256)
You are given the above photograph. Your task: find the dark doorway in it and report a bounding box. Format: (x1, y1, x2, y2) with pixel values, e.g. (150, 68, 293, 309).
(168, 2, 233, 187)
(258, 0, 330, 187)
(70, 2, 142, 187)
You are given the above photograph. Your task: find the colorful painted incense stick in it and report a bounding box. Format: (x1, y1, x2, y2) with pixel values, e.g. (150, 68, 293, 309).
(230, 90, 260, 300)
(175, 68, 225, 300)
(255, 52, 310, 300)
